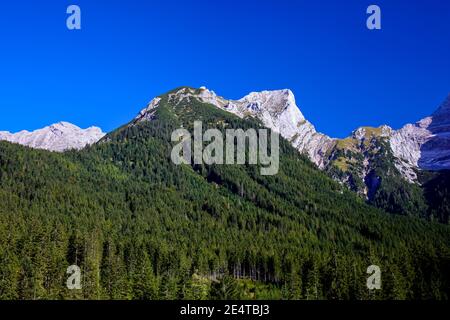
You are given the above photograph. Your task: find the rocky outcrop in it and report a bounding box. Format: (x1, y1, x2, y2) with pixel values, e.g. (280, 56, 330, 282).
(390, 94, 450, 179)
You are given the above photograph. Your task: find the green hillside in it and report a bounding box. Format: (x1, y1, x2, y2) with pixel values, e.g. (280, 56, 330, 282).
(0, 91, 449, 300)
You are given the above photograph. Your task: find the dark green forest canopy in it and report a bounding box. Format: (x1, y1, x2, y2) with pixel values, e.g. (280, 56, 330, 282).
(0, 93, 449, 300)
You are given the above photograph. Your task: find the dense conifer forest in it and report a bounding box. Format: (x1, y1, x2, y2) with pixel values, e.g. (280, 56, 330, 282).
(0, 94, 449, 300)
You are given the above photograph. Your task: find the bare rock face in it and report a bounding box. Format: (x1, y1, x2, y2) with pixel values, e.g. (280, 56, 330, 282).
(0, 122, 105, 152)
(418, 95, 450, 170)
(234, 90, 335, 168)
(389, 118, 432, 181)
(390, 94, 450, 178)
(134, 97, 161, 123)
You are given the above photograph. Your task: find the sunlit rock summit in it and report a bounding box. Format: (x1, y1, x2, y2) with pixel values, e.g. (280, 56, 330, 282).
(0, 121, 105, 152)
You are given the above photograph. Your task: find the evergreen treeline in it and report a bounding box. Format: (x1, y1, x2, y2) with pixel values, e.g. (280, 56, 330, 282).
(0, 93, 449, 300)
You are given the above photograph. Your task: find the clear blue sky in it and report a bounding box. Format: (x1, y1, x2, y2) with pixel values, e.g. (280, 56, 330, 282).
(0, 0, 449, 138)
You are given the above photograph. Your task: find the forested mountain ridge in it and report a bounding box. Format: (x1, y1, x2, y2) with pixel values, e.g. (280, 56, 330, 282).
(0, 88, 449, 300)
(132, 87, 450, 222)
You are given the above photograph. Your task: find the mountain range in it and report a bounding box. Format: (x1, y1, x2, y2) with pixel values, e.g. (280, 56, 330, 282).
(2, 87, 447, 217)
(0, 86, 449, 300)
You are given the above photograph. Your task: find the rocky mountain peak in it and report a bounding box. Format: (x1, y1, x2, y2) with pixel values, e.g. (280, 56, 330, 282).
(0, 122, 105, 152)
(238, 89, 304, 118)
(388, 94, 450, 177)
(133, 87, 334, 168)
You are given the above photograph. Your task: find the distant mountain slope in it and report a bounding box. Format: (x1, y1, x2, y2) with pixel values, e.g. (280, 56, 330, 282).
(0, 122, 105, 152)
